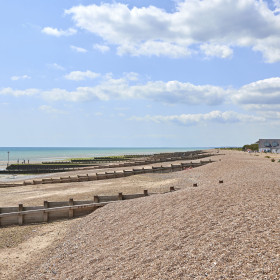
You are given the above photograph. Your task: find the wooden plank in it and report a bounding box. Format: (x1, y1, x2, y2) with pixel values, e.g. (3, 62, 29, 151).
(69, 198, 74, 218)
(123, 194, 145, 200)
(43, 201, 49, 222)
(0, 207, 18, 213)
(48, 202, 68, 208)
(18, 204, 23, 226)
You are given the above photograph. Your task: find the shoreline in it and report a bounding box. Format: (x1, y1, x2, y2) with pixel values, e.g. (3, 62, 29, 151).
(2, 150, 280, 279)
(0, 149, 208, 182)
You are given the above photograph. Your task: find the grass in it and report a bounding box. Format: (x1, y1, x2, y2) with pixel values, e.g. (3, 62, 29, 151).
(219, 147, 243, 151)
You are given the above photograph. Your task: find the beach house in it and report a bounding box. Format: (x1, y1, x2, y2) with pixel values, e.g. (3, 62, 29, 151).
(258, 139, 280, 153)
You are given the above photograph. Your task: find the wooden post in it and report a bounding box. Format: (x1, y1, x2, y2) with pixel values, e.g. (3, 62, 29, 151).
(118, 192, 123, 200)
(69, 198, 74, 218)
(144, 189, 148, 196)
(18, 204, 23, 226)
(171, 164, 174, 172)
(114, 171, 117, 178)
(87, 174, 89, 181)
(94, 195, 99, 203)
(170, 186, 175, 192)
(43, 201, 49, 222)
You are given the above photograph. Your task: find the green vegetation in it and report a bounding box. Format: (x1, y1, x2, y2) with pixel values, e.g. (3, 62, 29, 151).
(69, 155, 145, 163)
(242, 143, 258, 151)
(219, 143, 259, 152)
(219, 147, 242, 151)
(265, 156, 271, 158)
(271, 158, 275, 162)
(6, 154, 147, 171)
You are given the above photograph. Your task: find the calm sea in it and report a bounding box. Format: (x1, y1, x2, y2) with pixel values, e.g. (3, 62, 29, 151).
(0, 147, 210, 170)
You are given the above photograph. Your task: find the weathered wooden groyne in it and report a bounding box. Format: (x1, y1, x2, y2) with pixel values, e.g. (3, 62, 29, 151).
(0, 159, 214, 188)
(0, 188, 177, 227)
(0, 151, 213, 175)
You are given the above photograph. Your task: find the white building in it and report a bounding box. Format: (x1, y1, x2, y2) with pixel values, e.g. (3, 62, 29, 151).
(259, 139, 280, 153)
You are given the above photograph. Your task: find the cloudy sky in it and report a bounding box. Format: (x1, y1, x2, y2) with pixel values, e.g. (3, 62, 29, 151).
(1, 0, 280, 147)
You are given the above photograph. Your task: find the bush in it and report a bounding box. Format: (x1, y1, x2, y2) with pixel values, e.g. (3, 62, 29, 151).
(265, 156, 271, 158)
(242, 143, 258, 151)
(271, 158, 275, 162)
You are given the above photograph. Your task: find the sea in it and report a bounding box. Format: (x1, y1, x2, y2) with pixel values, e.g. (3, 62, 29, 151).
(0, 147, 210, 170)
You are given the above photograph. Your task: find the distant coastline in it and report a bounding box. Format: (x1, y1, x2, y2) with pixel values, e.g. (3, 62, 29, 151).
(0, 147, 211, 170)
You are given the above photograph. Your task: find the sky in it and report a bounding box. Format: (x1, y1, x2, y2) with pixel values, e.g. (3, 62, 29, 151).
(1, 0, 280, 147)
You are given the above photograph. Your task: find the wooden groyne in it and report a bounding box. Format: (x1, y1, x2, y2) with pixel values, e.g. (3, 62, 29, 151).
(0, 160, 214, 188)
(0, 188, 176, 227)
(0, 151, 216, 175)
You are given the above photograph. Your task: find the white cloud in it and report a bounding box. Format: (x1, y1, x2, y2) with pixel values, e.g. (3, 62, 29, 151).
(64, 70, 100, 81)
(273, 0, 280, 13)
(253, 37, 280, 63)
(94, 112, 103, 116)
(50, 77, 228, 105)
(70, 45, 88, 53)
(0, 87, 39, 97)
(124, 72, 139, 81)
(93, 44, 110, 53)
(131, 111, 265, 125)
(242, 104, 280, 111)
(64, 1, 280, 61)
(42, 27, 77, 37)
(117, 41, 191, 58)
(47, 63, 65, 71)
(233, 77, 280, 104)
(11, 75, 31, 81)
(4, 75, 280, 118)
(39, 105, 66, 114)
(200, 44, 233, 58)
(1, 74, 229, 104)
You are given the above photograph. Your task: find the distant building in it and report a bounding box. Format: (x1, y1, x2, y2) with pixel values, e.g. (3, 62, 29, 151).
(259, 139, 280, 153)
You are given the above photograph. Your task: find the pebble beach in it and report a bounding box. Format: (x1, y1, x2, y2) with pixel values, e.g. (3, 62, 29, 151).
(2, 150, 280, 279)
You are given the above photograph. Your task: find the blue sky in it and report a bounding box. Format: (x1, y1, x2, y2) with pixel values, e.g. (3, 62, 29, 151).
(1, 0, 280, 147)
